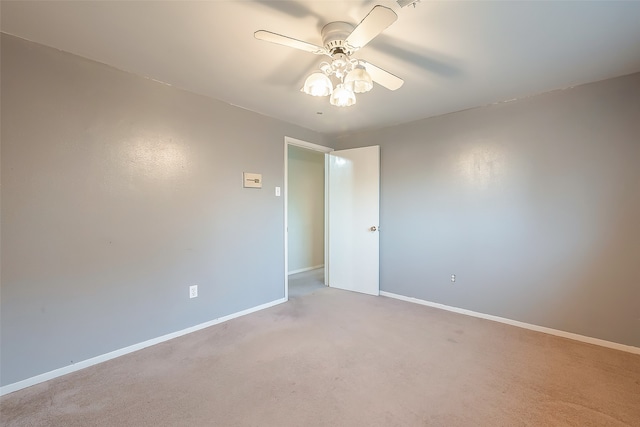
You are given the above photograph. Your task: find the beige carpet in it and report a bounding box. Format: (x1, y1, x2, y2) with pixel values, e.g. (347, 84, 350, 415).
(2, 288, 639, 426)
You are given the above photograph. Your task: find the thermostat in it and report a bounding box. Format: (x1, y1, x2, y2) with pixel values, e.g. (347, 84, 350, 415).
(243, 172, 262, 188)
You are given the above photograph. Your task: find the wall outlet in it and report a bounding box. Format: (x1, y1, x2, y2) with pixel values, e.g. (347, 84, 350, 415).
(189, 285, 198, 299)
(451, 274, 456, 283)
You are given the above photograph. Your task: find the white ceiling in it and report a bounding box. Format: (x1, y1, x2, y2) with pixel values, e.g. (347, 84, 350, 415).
(2, 1, 640, 136)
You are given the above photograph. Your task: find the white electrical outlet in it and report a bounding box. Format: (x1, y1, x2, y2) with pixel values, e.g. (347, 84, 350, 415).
(189, 285, 198, 298)
(451, 274, 456, 283)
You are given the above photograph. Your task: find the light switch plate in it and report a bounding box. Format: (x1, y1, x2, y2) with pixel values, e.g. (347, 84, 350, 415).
(275, 187, 281, 196)
(243, 172, 262, 188)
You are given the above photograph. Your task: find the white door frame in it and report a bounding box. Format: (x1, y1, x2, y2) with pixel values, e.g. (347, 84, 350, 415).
(284, 136, 333, 300)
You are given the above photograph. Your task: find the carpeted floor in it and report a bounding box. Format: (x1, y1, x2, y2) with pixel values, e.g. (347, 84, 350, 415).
(288, 268, 326, 297)
(1, 288, 639, 426)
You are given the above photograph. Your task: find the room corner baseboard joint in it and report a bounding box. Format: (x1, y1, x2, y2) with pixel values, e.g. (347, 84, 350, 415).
(287, 265, 324, 275)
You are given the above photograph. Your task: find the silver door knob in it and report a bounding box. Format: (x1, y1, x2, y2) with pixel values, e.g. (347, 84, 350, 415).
(370, 226, 378, 232)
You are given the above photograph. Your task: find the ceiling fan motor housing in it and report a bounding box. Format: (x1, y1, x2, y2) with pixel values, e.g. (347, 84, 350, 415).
(321, 21, 356, 56)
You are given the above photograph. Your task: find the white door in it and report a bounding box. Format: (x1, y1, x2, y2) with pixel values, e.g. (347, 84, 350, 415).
(327, 145, 380, 295)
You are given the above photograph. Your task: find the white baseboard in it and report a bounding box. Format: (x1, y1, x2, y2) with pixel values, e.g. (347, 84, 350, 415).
(380, 291, 640, 355)
(288, 264, 324, 275)
(0, 297, 287, 397)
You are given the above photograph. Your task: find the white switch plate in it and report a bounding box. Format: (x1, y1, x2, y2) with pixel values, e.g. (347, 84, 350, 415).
(275, 187, 281, 197)
(189, 285, 198, 298)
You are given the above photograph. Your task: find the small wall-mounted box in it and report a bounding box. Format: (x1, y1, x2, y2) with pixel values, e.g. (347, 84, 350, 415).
(243, 172, 262, 188)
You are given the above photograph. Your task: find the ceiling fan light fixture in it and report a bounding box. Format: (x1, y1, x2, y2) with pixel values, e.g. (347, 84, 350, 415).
(345, 65, 373, 93)
(303, 72, 333, 97)
(255, 5, 403, 108)
(330, 84, 356, 107)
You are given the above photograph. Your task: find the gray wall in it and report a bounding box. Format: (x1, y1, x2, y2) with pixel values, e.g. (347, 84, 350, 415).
(0, 34, 327, 386)
(335, 72, 640, 347)
(287, 145, 324, 273)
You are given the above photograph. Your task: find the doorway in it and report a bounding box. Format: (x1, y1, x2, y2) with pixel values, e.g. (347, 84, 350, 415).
(284, 137, 380, 299)
(284, 137, 333, 299)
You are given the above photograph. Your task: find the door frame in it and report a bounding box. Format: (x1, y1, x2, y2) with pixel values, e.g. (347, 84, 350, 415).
(284, 136, 333, 300)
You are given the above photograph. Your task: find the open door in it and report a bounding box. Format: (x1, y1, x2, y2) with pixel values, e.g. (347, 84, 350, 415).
(327, 146, 380, 296)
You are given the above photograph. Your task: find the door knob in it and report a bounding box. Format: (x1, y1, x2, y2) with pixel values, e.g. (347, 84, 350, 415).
(370, 226, 378, 232)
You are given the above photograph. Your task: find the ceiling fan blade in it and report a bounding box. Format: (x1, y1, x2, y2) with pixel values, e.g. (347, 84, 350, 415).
(345, 6, 398, 51)
(361, 61, 404, 91)
(254, 30, 326, 55)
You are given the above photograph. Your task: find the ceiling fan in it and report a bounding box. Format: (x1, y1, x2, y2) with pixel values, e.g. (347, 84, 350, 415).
(254, 5, 404, 107)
